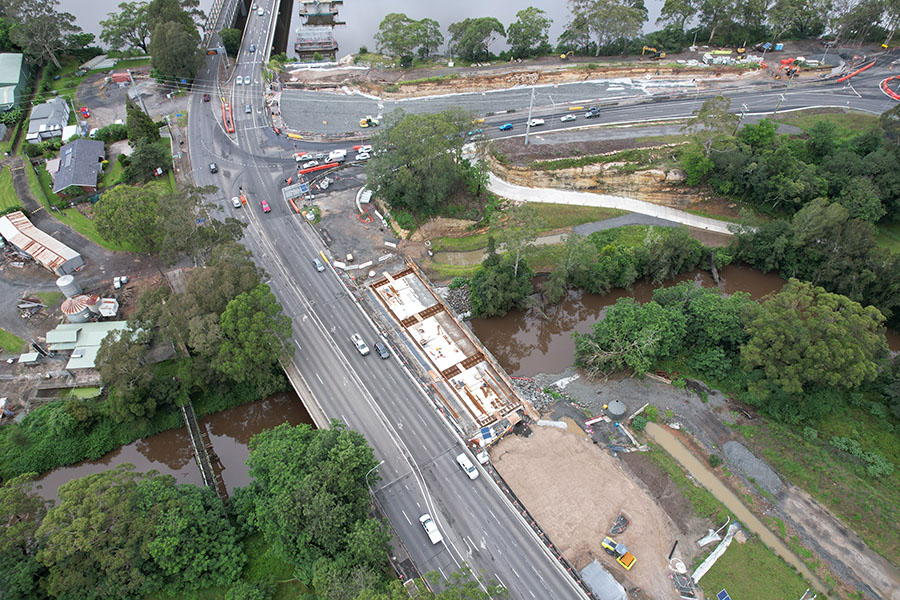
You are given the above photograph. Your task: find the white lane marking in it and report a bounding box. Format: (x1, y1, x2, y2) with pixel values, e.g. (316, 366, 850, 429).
(294, 340, 302, 350)
(534, 567, 545, 581)
(512, 567, 520, 579)
(488, 509, 498, 521)
(495, 574, 506, 590)
(401, 510, 411, 525)
(315, 372, 323, 384)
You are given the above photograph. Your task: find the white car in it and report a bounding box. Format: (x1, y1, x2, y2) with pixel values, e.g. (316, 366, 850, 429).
(420, 514, 443, 544)
(456, 453, 479, 480)
(257, 7, 264, 16)
(303, 160, 319, 169)
(351, 333, 369, 355)
(355, 152, 370, 161)
(560, 114, 577, 122)
(231, 196, 241, 208)
(528, 118, 545, 127)
(358, 144, 373, 153)
(235, 75, 243, 85)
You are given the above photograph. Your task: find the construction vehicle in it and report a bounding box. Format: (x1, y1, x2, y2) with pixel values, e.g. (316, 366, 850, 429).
(602, 536, 636, 570)
(774, 57, 797, 79)
(560, 50, 574, 60)
(359, 115, 379, 128)
(641, 46, 666, 60)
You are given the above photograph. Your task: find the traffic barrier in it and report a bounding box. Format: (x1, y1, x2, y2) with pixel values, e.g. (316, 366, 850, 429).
(222, 102, 234, 133)
(298, 162, 339, 174)
(837, 60, 876, 82)
(881, 76, 900, 100)
(289, 198, 300, 213)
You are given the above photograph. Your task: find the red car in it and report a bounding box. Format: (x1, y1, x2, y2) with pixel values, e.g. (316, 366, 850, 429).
(260, 199, 271, 213)
(80, 107, 90, 118)
(203, 93, 210, 102)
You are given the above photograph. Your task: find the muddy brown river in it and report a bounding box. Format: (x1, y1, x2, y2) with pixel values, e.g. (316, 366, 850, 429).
(471, 264, 900, 377)
(35, 391, 313, 501)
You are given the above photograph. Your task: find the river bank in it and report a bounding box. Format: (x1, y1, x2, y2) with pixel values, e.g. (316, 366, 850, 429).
(35, 391, 313, 501)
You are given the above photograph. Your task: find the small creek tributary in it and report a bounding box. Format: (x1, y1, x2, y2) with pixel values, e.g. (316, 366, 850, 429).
(35, 391, 313, 501)
(645, 422, 828, 595)
(470, 264, 900, 377)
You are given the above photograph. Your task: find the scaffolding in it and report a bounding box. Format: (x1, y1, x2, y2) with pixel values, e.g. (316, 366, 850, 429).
(294, 0, 344, 59)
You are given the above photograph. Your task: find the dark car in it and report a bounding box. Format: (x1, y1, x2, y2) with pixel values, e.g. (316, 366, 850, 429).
(373, 341, 390, 359)
(584, 106, 600, 118)
(208, 162, 218, 173)
(203, 93, 210, 102)
(249, 44, 256, 53)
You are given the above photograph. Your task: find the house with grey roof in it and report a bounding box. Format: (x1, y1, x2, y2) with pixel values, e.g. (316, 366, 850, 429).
(52, 139, 106, 194)
(26, 97, 70, 142)
(0, 53, 29, 112)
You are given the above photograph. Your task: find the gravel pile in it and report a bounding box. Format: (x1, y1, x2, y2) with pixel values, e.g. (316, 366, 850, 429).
(511, 376, 576, 413)
(723, 441, 783, 495)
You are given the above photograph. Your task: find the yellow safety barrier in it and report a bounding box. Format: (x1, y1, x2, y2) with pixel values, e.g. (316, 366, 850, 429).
(569, 106, 583, 111)
(287, 132, 303, 140)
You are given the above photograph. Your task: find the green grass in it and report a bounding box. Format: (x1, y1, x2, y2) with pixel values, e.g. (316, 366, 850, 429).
(633, 133, 690, 145)
(398, 73, 459, 86)
(0, 329, 26, 353)
(527, 244, 567, 273)
(112, 57, 150, 69)
(426, 261, 480, 278)
(876, 222, 900, 253)
(684, 207, 741, 223)
(647, 444, 731, 523)
(60, 386, 102, 399)
(775, 110, 880, 140)
(430, 204, 626, 252)
(31, 291, 64, 308)
(698, 537, 810, 600)
(0, 167, 22, 211)
(100, 159, 124, 188)
(530, 148, 658, 171)
(737, 410, 900, 563)
(26, 162, 138, 252)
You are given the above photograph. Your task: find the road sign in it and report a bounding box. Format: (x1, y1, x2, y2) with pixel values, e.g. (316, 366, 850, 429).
(299, 183, 309, 193)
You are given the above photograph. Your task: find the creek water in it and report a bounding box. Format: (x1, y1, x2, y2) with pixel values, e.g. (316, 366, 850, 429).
(644, 422, 828, 595)
(35, 391, 313, 501)
(470, 265, 788, 377)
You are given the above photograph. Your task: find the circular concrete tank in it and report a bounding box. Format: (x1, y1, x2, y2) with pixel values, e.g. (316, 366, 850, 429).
(56, 274, 81, 298)
(607, 399, 627, 421)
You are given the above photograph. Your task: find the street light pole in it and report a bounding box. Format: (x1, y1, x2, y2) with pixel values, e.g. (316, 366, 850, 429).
(365, 460, 385, 493)
(524, 86, 536, 146)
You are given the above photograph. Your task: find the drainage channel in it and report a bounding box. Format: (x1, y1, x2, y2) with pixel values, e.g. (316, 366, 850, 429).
(645, 422, 829, 596)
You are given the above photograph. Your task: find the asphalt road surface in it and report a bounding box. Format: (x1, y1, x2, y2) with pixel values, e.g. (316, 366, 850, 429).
(190, 6, 899, 596)
(189, 3, 586, 599)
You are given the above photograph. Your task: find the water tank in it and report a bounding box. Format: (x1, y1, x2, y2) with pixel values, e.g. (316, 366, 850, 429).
(607, 399, 627, 422)
(56, 274, 81, 298)
(61, 296, 91, 323)
(84, 294, 101, 314)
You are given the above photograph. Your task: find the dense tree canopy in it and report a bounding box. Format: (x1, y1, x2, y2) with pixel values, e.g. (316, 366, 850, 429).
(5, 0, 82, 68)
(150, 20, 202, 81)
(448, 17, 506, 61)
(100, 1, 152, 53)
(741, 279, 888, 397)
(0, 475, 50, 600)
(219, 27, 242, 57)
(567, 0, 646, 55)
(374, 13, 444, 59)
(366, 108, 485, 216)
(126, 98, 161, 145)
(507, 7, 553, 58)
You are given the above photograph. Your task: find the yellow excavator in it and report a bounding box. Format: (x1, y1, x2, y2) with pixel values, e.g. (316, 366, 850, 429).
(560, 50, 574, 60)
(641, 46, 666, 60)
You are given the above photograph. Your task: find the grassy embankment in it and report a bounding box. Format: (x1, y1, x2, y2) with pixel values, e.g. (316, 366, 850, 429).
(0, 329, 26, 353)
(427, 203, 626, 278)
(0, 167, 22, 211)
(646, 445, 812, 599)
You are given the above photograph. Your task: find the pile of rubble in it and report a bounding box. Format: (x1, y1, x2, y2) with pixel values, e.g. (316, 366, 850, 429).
(441, 284, 472, 317)
(511, 376, 571, 413)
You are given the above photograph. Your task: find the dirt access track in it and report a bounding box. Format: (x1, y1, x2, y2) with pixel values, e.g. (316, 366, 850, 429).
(491, 423, 687, 600)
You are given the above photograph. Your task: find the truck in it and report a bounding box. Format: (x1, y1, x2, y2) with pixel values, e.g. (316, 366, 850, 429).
(327, 149, 346, 163)
(420, 514, 443, 544)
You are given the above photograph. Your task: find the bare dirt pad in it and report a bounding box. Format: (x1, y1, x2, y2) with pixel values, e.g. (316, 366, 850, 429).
(491, 426, 682, 599)
(492, 136, 676, 167)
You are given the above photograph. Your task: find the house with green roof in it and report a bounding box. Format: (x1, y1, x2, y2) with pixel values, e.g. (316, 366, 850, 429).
(0, 53, 29, 112)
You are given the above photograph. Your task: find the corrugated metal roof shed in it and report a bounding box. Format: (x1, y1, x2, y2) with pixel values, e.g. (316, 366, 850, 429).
(0, 211, 83, 274)
(45, 321, 130, 369)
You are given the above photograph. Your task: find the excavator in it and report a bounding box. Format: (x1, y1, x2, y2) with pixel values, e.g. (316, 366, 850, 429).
(359, 115, 379, 128)
(640, 46, 666, 60)
(560, 50, 574, 61)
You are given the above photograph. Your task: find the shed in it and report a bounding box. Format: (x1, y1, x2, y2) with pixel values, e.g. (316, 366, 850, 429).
(46, 321, 129, 369)
(0, 53, 29, 111)
(17, 352, 40, 366)
(580, 559, 627, 600)
(0, 211, 84, 275)
(111, 72, 131, 84)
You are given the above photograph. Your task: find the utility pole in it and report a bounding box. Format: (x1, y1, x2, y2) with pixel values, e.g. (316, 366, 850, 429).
(524, 86, 536, 146)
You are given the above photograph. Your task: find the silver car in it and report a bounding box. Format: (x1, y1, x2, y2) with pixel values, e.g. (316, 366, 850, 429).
(351, 333, 369, 355)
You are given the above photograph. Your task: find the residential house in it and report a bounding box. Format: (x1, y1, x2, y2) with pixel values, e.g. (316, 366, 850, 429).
(52, 139, 106, 194)
(0, 53, 29, 112)
(26, 97, 70, 142)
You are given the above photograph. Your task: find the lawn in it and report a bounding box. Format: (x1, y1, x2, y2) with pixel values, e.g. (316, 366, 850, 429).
(100, 159, 124, 188)
(0, 167, 22, 211)
(0, 328, 26, 353)
(876, 222, 900, 254)
(31, 291, 64, 308)
(775, 109, 880, 140)
(697, 537, 810, 600)
(647, 444, 731, 523)
(26, 162, 137, 252)
(430, 203, 626, 252)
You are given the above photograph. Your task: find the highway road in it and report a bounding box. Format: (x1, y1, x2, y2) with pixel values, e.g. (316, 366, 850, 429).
(189, 7, 899, 597)
(189, 3, 586, 599)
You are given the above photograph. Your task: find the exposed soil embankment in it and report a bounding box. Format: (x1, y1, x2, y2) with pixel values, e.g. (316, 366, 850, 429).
(486, 152, 703, 209)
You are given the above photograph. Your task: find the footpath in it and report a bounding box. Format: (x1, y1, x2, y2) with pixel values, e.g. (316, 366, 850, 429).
(487, 172, 734, 235)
